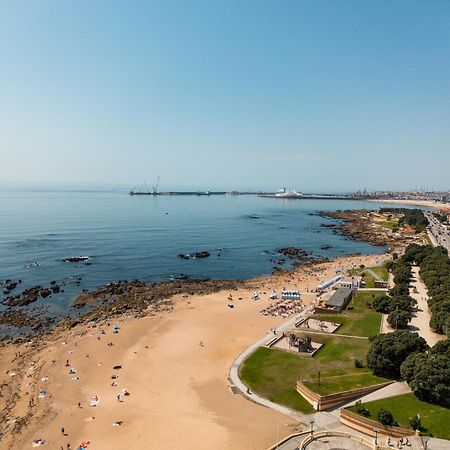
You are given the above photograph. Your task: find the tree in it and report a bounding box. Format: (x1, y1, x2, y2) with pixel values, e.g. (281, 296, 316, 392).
(387, 309, 412, 329)
(371, 295, 391, 313)
(430, 301, 450, 335)
(401, 353, 450, 407)
(367, 331, 428, 378)
(430, 339, 450, 356)
(400, 353, 428, 383)
(377, 408, 397, 426)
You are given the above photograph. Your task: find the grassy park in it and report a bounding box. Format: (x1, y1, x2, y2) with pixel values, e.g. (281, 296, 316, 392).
(314, 290, 383, 337)
(369, 264, 389, 281)
(240, 290, 389, 412)
(304, 372, 389, 396)
(348, 394, 450, 440)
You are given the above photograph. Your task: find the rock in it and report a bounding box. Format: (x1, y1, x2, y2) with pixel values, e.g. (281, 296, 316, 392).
(193, 251, 210, 258)
(40, 289, 52, 298)
(62, 256, 90, 263)
(178, 251, 210, 259)
(277, 247, 309, 258)
(51, 285, 60, 293)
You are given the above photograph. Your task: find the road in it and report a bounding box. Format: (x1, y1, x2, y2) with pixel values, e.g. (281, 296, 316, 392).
(426, 211, 450, 253)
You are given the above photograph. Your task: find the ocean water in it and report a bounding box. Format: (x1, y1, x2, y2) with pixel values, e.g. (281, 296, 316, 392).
(0, 187, 393, 317)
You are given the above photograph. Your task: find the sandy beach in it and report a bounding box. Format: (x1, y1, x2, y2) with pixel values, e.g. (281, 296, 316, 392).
(0, 253, 388, 450)
(368, 198, 449, 211)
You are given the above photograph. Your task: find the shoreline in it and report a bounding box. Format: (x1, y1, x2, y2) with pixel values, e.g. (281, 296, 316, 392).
(367, 198, 448, 210)
(0, 252, 389, 449)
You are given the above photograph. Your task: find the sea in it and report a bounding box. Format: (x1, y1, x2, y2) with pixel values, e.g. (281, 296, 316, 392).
(0, 187, 400, 321)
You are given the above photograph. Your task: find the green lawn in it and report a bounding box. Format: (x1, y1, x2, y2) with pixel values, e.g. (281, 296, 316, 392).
(348, 393, 450, 440)
(314, 291, 383, 338)
(239, 347, 314, 413)
(370, 264, 389, 281)
(378, 219, 398, 230)
(304, 372, 390, 396)
(240, 334, 391, 411)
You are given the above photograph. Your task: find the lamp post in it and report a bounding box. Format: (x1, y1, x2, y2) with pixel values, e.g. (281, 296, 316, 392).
(373, 427, 379, 446)
(310, 418, 315, 435)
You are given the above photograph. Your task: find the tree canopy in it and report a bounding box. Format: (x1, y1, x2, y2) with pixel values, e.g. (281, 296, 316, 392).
(367, 330, 428, 378)
(400, 348, 450, 407)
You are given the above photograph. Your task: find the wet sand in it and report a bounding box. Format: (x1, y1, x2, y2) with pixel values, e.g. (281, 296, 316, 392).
(0, 253, 387, 450)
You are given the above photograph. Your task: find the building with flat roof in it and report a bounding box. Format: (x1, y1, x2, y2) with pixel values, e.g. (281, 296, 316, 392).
(335, 276, 363, 290)
(323, 288, 353, 313)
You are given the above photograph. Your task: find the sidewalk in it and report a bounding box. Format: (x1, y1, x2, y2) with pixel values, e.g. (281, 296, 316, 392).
(409, 266, 445, 347)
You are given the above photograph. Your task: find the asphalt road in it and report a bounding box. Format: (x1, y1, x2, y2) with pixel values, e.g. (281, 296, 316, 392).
(425, 212, 450, 253)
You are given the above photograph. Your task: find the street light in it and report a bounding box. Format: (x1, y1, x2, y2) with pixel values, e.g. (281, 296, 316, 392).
(310, 418, 315, 435)
(373, 427, 379, 446)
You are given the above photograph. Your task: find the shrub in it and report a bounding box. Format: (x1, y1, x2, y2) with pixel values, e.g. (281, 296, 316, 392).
(410, 415, 422, 431)
(355, 400, 371, 417)
(354, 359, 364, 368)
(377, 408, 397, 426)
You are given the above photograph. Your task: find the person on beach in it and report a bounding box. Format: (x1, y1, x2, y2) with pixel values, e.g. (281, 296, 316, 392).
(60, 426, 65, 435)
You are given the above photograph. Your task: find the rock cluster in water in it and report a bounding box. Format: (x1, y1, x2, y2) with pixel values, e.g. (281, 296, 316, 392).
(177, 251, 210, 259)
(2, 282, 62, 307)
(2, 279, 22, 295)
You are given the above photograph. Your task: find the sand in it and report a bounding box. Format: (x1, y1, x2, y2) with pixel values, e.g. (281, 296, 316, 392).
(0, 253, 388, 450)
(368, 198, 449, 211)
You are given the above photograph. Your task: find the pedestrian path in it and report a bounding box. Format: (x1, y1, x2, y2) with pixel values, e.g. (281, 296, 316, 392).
(409, 266, 445, 347)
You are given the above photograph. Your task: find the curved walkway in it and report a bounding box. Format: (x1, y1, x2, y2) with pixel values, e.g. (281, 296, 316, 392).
(228, 302, 341, 431)
(228, 304, 316, 420)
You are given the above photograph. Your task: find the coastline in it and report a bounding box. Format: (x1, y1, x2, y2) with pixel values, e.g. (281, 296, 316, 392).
(0, 252, 389, 450)
(367, 198, 448, 210)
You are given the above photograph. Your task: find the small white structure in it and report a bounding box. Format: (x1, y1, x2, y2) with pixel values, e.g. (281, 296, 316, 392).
(281, 290, 301, 300)
(334, 276, 363, 289)
(317, 276, 342, 292)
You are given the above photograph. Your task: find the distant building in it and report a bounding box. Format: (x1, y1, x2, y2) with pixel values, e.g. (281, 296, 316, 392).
(334, 276, 363, 289)
(400, 227, 416, 236)
(317, 288, 354, 314)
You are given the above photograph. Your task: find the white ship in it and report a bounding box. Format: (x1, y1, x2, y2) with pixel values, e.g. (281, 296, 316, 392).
(259, 188, 303, 199)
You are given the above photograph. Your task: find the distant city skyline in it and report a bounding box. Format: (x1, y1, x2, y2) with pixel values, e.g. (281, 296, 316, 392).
(1, 1, 449, 191)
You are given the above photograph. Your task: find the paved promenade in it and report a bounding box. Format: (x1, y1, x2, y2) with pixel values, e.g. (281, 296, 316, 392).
(409, 266, 446, 347)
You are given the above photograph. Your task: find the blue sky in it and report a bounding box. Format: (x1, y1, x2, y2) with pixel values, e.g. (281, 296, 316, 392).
(0, 1, 449, 192)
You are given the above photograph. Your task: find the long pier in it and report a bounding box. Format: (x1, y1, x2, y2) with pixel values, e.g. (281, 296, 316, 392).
(129, 191, 367, 200)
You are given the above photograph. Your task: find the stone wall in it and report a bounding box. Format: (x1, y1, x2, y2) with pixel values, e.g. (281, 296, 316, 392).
(340, 409, 413, 438)
(296, 379, 394, 411)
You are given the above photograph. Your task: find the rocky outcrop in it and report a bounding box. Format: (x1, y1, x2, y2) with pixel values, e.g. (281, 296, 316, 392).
(320, 210, 396, 247)
(2, 283, 62, 307)
(71, 278, 239, 323)
(178, 251, 210, 259)
(0, 309, 54, 331)
(277, 247, 309, 258)
(2, 279, 22, 295)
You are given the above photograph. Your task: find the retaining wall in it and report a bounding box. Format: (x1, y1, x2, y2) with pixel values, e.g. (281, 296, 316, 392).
(296, 379, 394, 411)
(340, 409, 413, 438)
